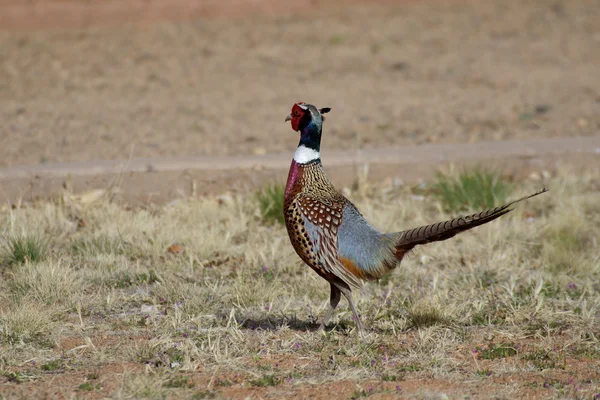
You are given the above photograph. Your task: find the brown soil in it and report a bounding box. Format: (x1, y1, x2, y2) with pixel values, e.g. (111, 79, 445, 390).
(0, 0, 598, 169)
(2, 136, 599, 205)
(3, 333, 599, 399)
(0, 0, 405, 31)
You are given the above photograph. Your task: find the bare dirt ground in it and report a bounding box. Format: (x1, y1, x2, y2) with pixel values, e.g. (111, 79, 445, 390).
(0, 0, 599, 169)
(0, 0, 412, 31)
(1, 136, 599, 205)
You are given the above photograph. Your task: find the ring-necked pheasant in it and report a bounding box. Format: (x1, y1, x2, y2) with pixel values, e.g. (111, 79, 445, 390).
(284, 102, 547, 335)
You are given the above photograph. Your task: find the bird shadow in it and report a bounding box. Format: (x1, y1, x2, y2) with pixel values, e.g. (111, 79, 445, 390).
(238, 315, 318, 332)
(225, 311, 398, 335)
(237, 314, 357, 334)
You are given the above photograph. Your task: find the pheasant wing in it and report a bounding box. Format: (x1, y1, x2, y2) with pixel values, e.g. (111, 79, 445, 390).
(296, 195, 364, 289)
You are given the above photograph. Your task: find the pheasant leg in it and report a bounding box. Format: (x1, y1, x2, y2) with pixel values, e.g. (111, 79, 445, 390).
(319, 283, 341, 331)
(339, 286, 365, 336)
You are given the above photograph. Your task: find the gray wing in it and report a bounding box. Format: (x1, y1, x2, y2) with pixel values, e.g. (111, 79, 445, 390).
(336, 204, 398, 279)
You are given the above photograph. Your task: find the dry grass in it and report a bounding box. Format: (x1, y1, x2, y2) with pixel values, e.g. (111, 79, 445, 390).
(0, 168, 599, 398)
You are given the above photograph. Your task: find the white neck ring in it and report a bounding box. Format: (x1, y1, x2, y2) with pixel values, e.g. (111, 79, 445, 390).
(294, 145, 320, 164)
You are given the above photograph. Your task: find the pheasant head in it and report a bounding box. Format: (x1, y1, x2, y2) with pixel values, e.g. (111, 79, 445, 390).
(285, 102, 331, 164)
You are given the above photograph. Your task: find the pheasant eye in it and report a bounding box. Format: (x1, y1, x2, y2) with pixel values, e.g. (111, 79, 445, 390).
(293, 110, 300, 117)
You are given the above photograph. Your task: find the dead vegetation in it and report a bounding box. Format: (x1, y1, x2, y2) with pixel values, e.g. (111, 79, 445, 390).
(0, 167, 599, 398)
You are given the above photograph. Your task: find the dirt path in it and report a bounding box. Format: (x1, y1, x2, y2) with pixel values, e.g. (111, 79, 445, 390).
(1, 136, 598, 204)
(0, 0, 403, 31)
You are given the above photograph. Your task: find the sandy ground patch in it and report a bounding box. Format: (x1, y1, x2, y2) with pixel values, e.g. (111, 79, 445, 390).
(0, 0, 598, 168)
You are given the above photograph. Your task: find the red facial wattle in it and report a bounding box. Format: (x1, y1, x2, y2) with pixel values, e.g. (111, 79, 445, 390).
(289, 102, 306, 132)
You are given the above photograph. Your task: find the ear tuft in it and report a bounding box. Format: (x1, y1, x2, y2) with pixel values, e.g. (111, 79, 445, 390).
(319, 107, 331, 114)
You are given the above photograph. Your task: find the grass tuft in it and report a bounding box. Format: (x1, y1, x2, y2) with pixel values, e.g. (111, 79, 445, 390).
(78, 382, 100, 391)
(41, 360, 63, 371)
(163, 375, 194, 389)
(250, 374, 280, 387)
(9, 260, 84, 306)
(256, 183, 285, 225)
(3, 371, 35, 383)
(433, 168, 513, 212)
(522, 349, 565, 371)
(71, 235, 127, 257)
(540, 210, 596, 274)
(476, 343, 518, 360)
(407, 300, 449, 328)
(2, 235, 46, 265)
(0, 302, 56, 345)
(329, 33, 346, 45)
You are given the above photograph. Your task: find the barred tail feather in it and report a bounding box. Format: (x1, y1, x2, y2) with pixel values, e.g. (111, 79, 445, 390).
(393, 188, 548, 259)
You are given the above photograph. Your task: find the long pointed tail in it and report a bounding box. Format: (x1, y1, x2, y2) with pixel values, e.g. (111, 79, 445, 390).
(392, 188, 548, 259)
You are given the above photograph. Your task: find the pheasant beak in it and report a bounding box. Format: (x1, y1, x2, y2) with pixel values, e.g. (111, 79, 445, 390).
(285, 114, 292, 123)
